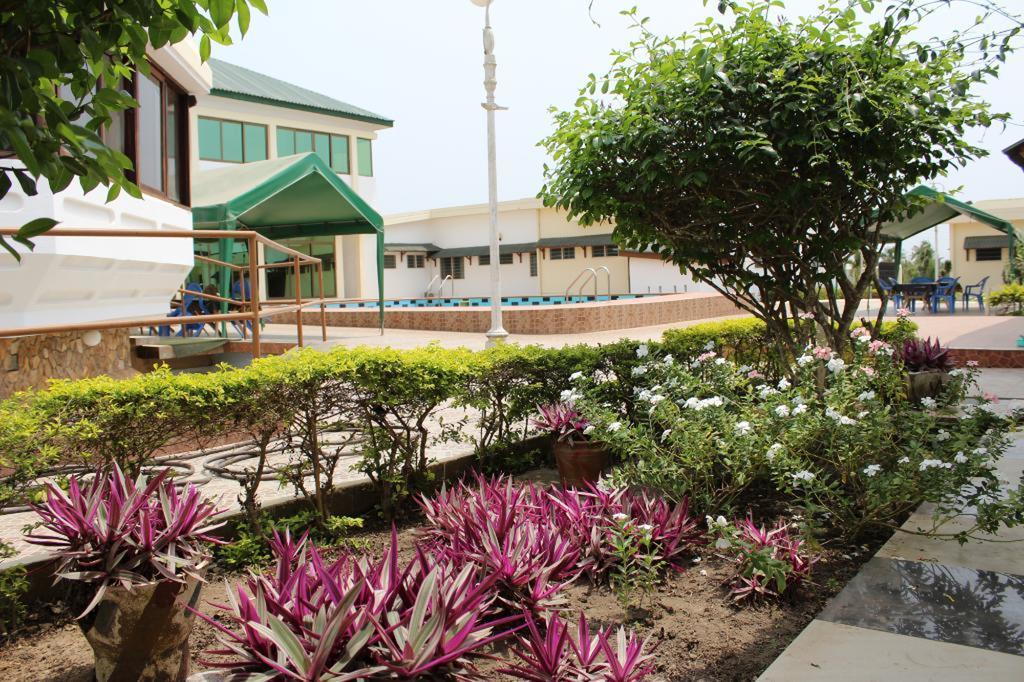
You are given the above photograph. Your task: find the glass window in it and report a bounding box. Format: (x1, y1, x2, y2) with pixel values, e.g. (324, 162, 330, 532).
(243, 123, 267, 161)
(136, 72, 163, 191)
(441, 256, 464, 280)
(221, 121, 243, 162)
(331, 135, 350, 173)
(198, 118, 222, 160)
(314, 133, 331, 166)
(277, 128, 295, 156)
(295, 130, 313, 154)
(357, 137, 373, 176)
(165, 88, 180, 201)
(499, 253, 514, 265)
(529, 252, 538, 277)
(975, 247, 1002, 262)
(592, 245, 604, 258)
(479, 254, 490, 266)
(105, 106, 125, 154)
(383, 254, 397, 269)
(562, 247, 576, 260)
(607, 245, 619, 256)
(407, 254, 425, 268)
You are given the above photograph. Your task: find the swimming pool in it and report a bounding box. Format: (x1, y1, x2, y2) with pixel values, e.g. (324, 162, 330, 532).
(330, 294, 654, 309)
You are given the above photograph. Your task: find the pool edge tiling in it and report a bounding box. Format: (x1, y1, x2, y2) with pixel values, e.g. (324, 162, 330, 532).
(274, 293, 743, 334)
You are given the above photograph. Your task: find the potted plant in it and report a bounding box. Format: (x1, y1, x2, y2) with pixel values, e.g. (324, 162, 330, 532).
(27, 466, 222, 682)
(533, 402, 608, 488)
(899, 337, 953, 402)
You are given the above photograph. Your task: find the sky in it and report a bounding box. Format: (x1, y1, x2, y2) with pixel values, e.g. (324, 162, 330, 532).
(213, 0, 1024, 257)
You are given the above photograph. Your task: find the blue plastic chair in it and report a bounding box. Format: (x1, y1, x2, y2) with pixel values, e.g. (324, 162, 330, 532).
(962, 276, 989, 312)
(930, 276, 959, 314)
(877, 277, 902, 312)
(158, 283, 208, 337)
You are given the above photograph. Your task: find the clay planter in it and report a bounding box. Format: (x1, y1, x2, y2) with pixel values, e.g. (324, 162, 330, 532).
(78, 575, 204, 682)
(553, 439, 609, 490)
(906, 369, 951, 403)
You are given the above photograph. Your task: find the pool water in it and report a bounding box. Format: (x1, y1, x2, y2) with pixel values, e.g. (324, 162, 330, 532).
(331, 294, 653, 309)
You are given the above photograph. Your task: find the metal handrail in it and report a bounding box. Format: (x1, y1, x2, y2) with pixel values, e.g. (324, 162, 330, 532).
(0, 227, 331, 357)
(565, 268, 599, 300)
(427, 274, 454, 299)
(595, 266, 611, 297)
(425, 274, 441, 298)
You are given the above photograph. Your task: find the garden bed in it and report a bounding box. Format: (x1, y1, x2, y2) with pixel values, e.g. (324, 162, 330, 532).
(0, 484, 887, 682)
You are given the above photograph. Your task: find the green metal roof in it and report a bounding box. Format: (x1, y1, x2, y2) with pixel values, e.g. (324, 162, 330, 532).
(879, 186, 1015, 241)
(434, 242, 537, 259)
(384, 243, 441, 253)
(191, 153, 383, 238)
(208, 58, 393, 127)
(538, 234, 616, 248)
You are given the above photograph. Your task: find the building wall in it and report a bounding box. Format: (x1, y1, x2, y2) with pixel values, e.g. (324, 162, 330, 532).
(948, 198, 1024, 291)
(627, 256, 717, 294)
(0, 329, 134, 398)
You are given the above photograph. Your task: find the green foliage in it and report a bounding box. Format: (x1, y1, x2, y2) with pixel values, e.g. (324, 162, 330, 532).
(0, 0, 269, 256)
(540, 0, 1011, 360)
(215, 511, 364, 571)
(607, 516, 662, 612)
(661, 318, 770, 366)
(988, 283, 1024, 314)
(0, 564, 28, 635)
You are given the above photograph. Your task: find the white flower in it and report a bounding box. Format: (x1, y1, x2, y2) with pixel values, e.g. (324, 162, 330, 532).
(648, 394, 665, 405)
(704, 340, 715, 351)
(596, 477, 615, 493)
(706, 515, 728, 529)
(607, 421, 622, 432)
(920, 397, 937, 409)
(636, 344, 649, 358)
(683, 396, 724, 411)
(826, 407, 857, 425)
(714, 357, 727, 365)
(792, 470, 815, 483)
(792, 404, 809, 415)
(863, 464, 882, 477)
(775, 404, 791, 418)
(949, 368, 963, 377)
(714, 538, 732, 549)
(858, 390, 876, 402)
(827, 357, 846, 373)
(778, 378, 791, 390)
(857, 410, 869, 419)
(973, 447, 988, 456)
(638, 523, 653, 533)
(793, 396, 806, 406)
(734, 421, 752, 436)
(758, 385, 779, 397)
(855, 335, 870, 344)
(612, 512, 628, 521)
(661, 428, 672, 442)
(898, 456, 910, 464)
(559, 389, 581, 403)
(797, 354, 814, 366)
(631, 364, 649, 377)
(954, 451, 969, 464)
(919, 458, 948, 471)
(569, 371, 584, 382)
(935, 430, 950, 442)
(663, 354, 675, 366)
(583, 425, 595, 435)
(766, 443, 784, 461)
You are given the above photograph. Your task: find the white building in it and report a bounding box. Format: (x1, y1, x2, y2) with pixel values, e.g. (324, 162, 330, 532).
(383, 199, 712, 300)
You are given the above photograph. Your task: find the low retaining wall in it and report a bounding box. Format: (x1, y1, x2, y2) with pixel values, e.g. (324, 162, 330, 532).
(0, 329, 134, 398)
(949, 348, 1024, 369)
(273, 293, 742, 335)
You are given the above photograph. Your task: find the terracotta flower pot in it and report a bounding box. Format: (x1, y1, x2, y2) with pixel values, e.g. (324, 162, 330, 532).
(79, 575, 205, 682)
(553, 439, 609, 490)
(906, 369, 950, 402)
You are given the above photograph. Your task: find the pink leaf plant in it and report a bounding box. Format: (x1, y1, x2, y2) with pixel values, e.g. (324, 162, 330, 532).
(26, 465, 223, 617)
(723, 518, 816, 603)
(533, 402, 592, 444)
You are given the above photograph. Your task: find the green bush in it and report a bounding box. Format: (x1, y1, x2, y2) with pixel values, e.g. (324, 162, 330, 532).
(661, 318, 768, 365)
(988, 284, 1024, 315)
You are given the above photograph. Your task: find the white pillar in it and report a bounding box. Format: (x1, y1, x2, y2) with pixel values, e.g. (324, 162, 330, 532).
(481, 3, 508, 345)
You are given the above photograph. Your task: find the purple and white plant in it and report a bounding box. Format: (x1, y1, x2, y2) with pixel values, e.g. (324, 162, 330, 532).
(26, 466, 223, 616)
(533, 402, 592, 444)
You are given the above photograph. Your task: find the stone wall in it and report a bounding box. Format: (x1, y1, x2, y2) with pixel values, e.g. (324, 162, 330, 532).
(273, 293, 743, 335)
(0, 329, 135, 398)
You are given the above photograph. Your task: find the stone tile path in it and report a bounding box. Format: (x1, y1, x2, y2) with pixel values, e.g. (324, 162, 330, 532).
(760, 370, 1024, 680)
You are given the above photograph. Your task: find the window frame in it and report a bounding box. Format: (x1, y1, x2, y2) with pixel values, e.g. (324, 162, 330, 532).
(198, 116, 268, 163)
(479, 254, 490, 266)
(357, 137, 374, 177)
(277, 126, 351, 174)
(499, 253, 514, 265)
(974, 247, 1003, 262)
(440, 256, 465, 280)
(529, 252, 538, 277)
(407, 254, 425, 269)
(383, 254, 397, 269)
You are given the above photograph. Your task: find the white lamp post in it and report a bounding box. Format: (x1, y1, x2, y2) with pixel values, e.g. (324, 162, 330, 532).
(471, 0, 509, 346)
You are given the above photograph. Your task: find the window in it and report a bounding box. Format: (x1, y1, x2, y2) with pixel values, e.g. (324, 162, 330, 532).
(441, 256, 464, 280)
(199, 118, 268, 163)
(107, 67, 189, 203)
(975, 247, 1003, 261)
(407, 254, 425, 268)
(383, 254, 397, 269)
(479, 254, 490, 266)
(549, 247, 575, 261)
(277, 127, 350, 173)
(529, 252, 538, 277)
(357, 137, 373, 176)
(500, 253, 514, 265)
(592, 245, 619, 257)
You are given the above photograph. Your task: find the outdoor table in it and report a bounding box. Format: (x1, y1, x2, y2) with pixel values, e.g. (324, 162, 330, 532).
(892, 282, 937, 312)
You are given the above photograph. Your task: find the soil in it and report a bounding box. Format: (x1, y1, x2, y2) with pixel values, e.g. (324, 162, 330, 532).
(0, 516, 882, 682)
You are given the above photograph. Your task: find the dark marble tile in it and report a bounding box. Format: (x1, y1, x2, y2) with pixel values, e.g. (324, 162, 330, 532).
(819, 557, 1024, 656)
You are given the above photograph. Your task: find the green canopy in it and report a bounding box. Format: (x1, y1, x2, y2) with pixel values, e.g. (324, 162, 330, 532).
(191, 153, 385, 334)
(878, 185, 1017, 280)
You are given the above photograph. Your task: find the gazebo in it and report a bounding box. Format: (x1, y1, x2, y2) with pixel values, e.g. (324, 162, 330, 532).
(879, 185, 1017, 281)
(191, 153, 385, 332)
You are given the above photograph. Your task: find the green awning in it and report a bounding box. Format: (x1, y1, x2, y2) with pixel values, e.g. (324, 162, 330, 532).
(434, 242, 537, 259)
(191, 153, 383, 238)
(538, 234, 616, 248)
(964, 235, 1010, 250)
(879, 186, 1014, 241)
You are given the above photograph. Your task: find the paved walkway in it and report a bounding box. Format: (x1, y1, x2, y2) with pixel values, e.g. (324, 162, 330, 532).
(760, 370, 1024, 681)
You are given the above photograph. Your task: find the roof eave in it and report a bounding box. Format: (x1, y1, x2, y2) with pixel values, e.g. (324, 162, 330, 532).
(209, 89, 395, 128)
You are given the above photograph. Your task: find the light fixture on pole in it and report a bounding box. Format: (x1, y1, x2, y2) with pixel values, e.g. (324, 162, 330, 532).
(471, 0, 509, 346)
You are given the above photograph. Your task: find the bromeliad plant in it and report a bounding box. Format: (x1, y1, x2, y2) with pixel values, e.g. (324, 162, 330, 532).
(711, 517, 815, 603)
(899, 337, 953, 372)
(199, 530, 520, 681)
(533, 402, 591, 444)
(26, 466, 222, 616)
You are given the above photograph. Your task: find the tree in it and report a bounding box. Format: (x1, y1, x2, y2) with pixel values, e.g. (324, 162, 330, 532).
(904, 241, 938, 281)
(541, 0, 1019, 364)
(0, 0, 268, 258)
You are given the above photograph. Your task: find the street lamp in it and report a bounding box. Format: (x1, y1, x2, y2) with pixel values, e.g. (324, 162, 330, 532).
(471, 0, 509, 346)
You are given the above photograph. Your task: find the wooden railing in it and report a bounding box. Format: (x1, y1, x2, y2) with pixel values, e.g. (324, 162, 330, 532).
(0, 228, 330, 359)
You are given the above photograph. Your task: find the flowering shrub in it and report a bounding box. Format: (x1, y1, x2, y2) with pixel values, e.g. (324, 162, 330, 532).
(199, 530, 520, 680)
(580, 333, 1022, 542)
(501, 612, 655, 682)
(710, 517, 815, 602)
(27, 466, 222, 616)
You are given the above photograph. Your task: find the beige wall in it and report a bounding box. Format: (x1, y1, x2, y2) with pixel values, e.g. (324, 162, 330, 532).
(535, 208, 628, 295)
(948, 198, 1024, 291)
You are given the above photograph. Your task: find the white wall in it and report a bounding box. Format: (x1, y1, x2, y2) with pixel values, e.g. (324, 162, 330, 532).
(627, 257, 717, 295)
